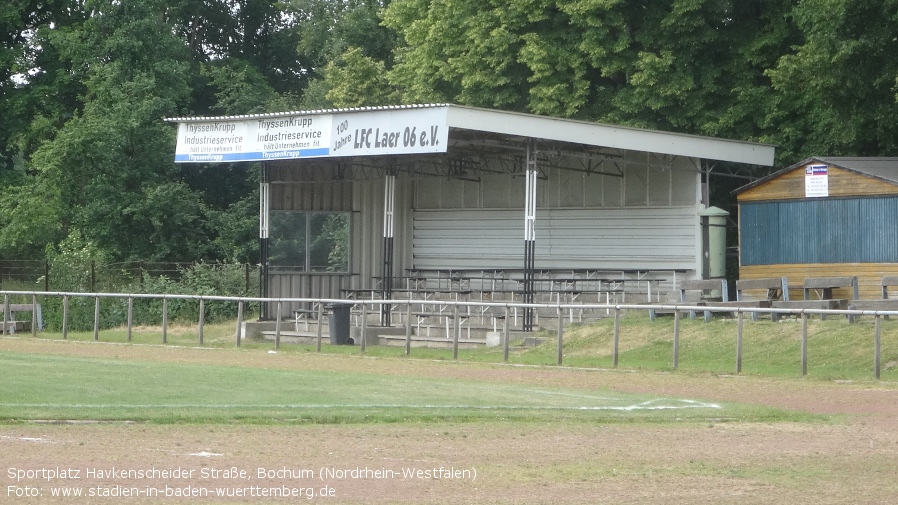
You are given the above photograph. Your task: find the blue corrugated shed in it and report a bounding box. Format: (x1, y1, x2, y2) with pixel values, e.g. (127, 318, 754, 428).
(740, 197, 898, 265)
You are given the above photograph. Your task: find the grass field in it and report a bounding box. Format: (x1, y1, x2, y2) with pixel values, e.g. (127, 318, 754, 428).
(2, 316, 897, 504)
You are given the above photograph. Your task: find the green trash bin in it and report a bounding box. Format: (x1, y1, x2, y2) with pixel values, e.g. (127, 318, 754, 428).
(327, 303, 354, 345)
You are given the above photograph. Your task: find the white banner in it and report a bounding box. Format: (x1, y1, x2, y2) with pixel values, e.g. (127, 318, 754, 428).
(174, 107, 448, 163)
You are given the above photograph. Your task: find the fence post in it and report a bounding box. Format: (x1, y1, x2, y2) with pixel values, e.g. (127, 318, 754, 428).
(127, 296, 133, 342)
(801, 312, 808, 376)
(673, 308, 680, 370)
(736, 310, 744, 374)
(452, 303, 460, 360)
(404, 302, 412, 356)
(274, 300, 282, 350)
(316, 302, 323, 352)
(502, 306, 510, 363)
(612, 307, 620, 367)
(93, 296, 100, 341)
(874, 315, 882, 380)
(198, 298, 205, 345)
(161, 297, 168, 343)
(236, 300, 244, 347)
(2, 294, 8, 336)
(556, 304, 564, 366)
(62, 295, 69, 340)
(31, 294, 38, 337)
(360, 303, 368, 354)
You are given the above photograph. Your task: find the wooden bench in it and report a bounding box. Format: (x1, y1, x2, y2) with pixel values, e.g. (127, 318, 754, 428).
(650, 278, 728, 322)
(706, 277, 788, 321)
(848, 276, 898, 322)
(1, 303, 43, 334)
(771, 276, 858, 320)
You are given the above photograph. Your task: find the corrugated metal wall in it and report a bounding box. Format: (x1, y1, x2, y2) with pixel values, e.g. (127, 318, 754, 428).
(412, 207, 699, 271)
(740, 197, 898, 265)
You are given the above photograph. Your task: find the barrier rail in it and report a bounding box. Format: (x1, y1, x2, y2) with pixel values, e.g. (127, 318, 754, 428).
(2, 290, 897, 379)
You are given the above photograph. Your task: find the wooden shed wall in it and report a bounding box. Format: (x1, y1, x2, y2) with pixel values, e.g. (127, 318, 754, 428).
(740, 263, 898, 301)
(738, 164, 898, 202)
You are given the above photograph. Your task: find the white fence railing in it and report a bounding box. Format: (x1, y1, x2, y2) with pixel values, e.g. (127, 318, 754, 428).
(2, 290, 897, 379)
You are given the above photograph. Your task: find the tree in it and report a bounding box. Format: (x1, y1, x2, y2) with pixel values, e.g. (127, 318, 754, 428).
(766, 0, 898, 159)
(23, 0, 201, 261)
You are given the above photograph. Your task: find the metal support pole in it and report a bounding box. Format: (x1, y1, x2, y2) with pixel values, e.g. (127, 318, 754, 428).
(259, 166, 270, 320)
(523, 140, 537, 332)
(382, 174, 396, 326)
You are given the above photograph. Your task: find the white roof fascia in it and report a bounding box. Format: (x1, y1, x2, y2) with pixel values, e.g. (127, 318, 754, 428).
(445, 105, 775, 167)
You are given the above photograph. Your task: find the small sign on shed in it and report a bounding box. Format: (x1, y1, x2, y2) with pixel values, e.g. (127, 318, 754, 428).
(804, 164, 829, 197)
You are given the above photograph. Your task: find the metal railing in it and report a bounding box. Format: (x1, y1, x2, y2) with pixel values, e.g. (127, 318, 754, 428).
(2, 290, 897, 379)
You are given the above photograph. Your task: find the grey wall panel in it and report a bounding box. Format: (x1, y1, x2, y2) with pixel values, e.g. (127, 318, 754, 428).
(413, 207, 699, 271)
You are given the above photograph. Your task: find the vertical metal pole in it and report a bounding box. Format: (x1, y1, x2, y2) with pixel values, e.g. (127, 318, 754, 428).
(62, 295, 69, 340)
(236, 301, 244, 347)
(673, 309, 680, 370)
(260, 167, 270, 321)
(556, 304, 564, 366)
(452, 304, 460, 360)
(274, 300, 281, 349)
(127, 296, 133, 342)
(874, 315, 882, 380)
(503, 306, 510, 362)
(404, 302, 412, 356)
(382, 174, 396, 326)
(612, 307, 620, 367)
(316, 302, 324, 352)
(523, 140, 537, 332)
(93, 296, 100, 341)
(801, 312, 808, 376)
(161, 297, 168, 344)
(198, 298, 205, 345)
(736, 310, 744, 374)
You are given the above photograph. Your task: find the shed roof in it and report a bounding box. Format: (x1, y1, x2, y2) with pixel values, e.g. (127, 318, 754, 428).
(734, 156, 898, 195)
(164, 104, 775, 166)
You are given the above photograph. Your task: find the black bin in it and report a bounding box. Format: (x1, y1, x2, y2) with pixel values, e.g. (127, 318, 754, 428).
(327, 303, 354, 345)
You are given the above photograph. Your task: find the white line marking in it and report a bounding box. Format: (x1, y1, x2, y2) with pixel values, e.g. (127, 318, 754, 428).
(0, 399, 720, 411)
